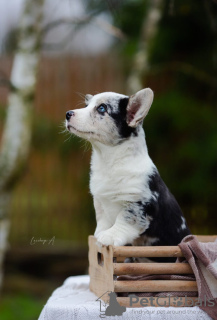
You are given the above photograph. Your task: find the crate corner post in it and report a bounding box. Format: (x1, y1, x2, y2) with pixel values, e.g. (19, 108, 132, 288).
(88, 236, 115, 301)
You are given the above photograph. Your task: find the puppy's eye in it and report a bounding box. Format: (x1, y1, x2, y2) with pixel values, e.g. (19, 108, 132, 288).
(97, 104, 107, 114)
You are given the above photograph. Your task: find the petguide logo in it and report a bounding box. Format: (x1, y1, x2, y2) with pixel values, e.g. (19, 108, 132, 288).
(129, 294, 215, 307)
(96, 291, 215, 317)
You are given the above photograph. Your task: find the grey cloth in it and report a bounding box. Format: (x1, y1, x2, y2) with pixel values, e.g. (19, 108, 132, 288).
(178, 235, 217, 319)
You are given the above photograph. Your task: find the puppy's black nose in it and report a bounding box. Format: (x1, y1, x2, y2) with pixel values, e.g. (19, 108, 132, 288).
(66, 111, 74, 120)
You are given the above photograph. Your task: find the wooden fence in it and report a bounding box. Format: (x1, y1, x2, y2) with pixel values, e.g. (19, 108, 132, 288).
(0, 53, 126, 245)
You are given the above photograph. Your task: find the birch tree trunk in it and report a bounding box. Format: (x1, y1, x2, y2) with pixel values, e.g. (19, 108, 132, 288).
(0, 0, 44, 289)
(127, 0, 164, 94)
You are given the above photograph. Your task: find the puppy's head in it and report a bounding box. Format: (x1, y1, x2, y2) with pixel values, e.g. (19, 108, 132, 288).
(65, 88, 153, 145)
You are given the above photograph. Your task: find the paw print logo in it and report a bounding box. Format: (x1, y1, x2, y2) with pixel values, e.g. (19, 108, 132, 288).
(172, 297, 183, 307)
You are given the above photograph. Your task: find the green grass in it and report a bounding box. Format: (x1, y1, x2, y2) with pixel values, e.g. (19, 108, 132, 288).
(0, 294, 44, 320)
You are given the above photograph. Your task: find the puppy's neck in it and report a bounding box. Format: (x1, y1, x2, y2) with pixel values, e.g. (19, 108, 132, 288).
(91, 126, 149, 163)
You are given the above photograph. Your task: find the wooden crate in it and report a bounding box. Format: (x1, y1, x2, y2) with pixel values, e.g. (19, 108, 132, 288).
(88, 235, 217, 308)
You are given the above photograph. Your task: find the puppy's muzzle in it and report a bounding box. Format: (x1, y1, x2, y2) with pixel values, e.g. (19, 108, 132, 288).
(66, 111, 75, 121)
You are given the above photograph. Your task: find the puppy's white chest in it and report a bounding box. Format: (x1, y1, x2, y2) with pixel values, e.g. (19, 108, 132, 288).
(89, 139, 156, 211)
(90, 167, 125, 200)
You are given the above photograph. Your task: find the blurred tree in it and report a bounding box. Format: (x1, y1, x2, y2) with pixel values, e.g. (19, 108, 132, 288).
(126, 0, 163, 94)
(0, 0, 45, 289)
(2, 28, 18, 54)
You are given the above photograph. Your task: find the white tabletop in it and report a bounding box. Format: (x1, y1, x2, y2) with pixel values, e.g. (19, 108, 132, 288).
(38, 275, 212, 320)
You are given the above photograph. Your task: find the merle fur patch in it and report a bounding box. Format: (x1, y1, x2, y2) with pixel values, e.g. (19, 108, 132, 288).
(139, 170, 191, 261)
(109, 97, 138, 139)
(124, 170, 191, 262)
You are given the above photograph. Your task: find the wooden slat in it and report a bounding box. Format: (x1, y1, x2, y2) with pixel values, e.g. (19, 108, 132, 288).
(113, 262, 193, 275)
(113, 246, 183, 258)
(195, 235, 217, 242)
(112, 236, 217, 258)
(117, 296, 199, 308)
(114, 280, 197, 292)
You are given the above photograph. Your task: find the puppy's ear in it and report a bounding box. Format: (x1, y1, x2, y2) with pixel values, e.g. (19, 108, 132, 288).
(85, 94, 93, 104)
(126, 88, 154, 128)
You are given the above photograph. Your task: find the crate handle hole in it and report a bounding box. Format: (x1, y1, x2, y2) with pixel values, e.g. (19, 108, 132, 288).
(97, 252, 104, 266)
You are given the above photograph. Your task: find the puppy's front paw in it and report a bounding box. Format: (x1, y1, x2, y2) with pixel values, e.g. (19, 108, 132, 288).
(94, 226, 107, 238)
(97, 230, 126, 246)
(94, 222, 112, 238)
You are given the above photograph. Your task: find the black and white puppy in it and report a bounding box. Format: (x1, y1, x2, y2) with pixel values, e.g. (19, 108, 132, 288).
(65, 89, 191, 248)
